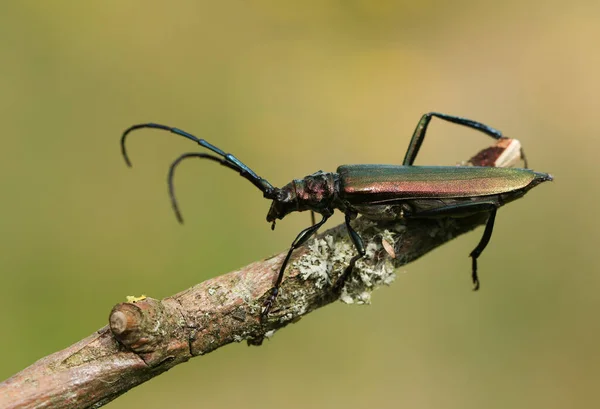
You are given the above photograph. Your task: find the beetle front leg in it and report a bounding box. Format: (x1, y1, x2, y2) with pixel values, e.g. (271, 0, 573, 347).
(333, 213, 367, 293)
(262, 214, 330, 318)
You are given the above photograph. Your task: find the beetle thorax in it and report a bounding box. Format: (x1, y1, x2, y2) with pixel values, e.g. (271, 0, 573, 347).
(266, 171, 338, 222)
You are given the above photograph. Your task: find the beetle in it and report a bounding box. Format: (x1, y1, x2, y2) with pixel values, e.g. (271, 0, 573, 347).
(120, 112, 552, 317)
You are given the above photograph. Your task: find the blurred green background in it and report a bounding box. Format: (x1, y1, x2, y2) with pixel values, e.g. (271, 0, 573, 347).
(1, 1, 597, 408)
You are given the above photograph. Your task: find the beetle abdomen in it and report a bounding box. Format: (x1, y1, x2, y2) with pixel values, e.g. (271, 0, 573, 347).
(338, 165, 542, 202)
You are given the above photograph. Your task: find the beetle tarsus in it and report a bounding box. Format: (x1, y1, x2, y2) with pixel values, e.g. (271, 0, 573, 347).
(333, 255, 361, 294)
(467, 208, 497, 291)
(261, 288, 278, 319)
(471, 256, 480, 291)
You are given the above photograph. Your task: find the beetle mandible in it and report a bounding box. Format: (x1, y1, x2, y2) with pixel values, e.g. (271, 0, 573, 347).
(120, 112, 552, 317)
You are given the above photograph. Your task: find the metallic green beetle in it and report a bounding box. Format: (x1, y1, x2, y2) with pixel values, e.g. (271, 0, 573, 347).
(121, 112, 553, 317)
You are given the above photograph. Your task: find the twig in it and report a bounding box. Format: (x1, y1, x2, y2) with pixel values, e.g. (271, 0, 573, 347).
(0, 140, 516, 409)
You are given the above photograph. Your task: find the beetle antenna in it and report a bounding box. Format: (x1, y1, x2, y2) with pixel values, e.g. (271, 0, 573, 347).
(122, 123, 278, 199)
(121, 123, 277, 196)
(121, 123, 200, 167)
(168, 152, 276, 223)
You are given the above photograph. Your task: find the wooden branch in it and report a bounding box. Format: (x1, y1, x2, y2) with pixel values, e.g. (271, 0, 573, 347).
(0, 139, 519, 409)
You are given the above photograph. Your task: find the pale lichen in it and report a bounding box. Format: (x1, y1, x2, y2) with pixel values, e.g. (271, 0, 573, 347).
(295, 217, 401, 305)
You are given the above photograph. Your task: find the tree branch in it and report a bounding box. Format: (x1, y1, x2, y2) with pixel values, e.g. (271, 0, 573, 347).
(0, 138, 520, 409)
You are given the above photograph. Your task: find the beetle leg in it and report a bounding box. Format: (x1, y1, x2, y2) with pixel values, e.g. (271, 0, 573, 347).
(310, 210, 316, 226)
(520, 147, 529, 168)
(404, 201, 498, 289)
(262, 214, 330, 318)
(333, 213, 367, 293)
(469, 208, 497, 290)
(405, 200, 498, 218)
(403, 113, 506, 166)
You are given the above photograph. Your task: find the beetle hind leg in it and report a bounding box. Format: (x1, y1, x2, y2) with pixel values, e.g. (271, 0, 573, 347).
(333, 213, 367, 293)
(469, 208, 497, 290)
(404, 200, 498, 289)
(403, 113, 505, 166)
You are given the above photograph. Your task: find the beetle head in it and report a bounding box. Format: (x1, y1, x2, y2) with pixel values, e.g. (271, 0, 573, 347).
(266, 185, 297, 229)
(266, 171, 338, 230)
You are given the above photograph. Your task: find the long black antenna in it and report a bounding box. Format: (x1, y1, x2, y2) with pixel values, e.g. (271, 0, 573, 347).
(167, 152, 241, 223)
(120, 123, 278, 208)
